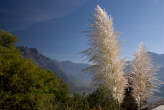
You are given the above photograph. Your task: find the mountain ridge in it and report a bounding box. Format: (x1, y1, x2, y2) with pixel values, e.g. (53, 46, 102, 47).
(17, 46, 164, 96)
(17, 46, 92, 93)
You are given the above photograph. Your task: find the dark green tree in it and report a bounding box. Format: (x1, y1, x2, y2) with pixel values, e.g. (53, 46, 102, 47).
(121, 87, 138, 110)
(86, 86, 119, 110)
(0, 30, 70, 110)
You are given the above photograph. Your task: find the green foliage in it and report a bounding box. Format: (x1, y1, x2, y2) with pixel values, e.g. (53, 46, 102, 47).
(53, 87, 119, 110)
(0, 30, 17, 48)
(121, 87, 138, 110)
(86, 86, 119, 110)
(69, 93, 90, 110)
(0, 30, 70, 110)
(0, 30, 135, 110)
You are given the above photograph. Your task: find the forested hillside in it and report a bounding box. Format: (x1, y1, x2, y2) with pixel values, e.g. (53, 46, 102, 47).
(0, 30, 70, 109)
(1, 4, 164, 110)
(0, 30, 122, 110)
(17, 46, 93, 94)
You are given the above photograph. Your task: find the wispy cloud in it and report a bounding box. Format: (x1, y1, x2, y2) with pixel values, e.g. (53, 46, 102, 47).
(0, 0, 88, 32)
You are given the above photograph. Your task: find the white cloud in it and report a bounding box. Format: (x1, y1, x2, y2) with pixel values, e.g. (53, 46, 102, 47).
(0, 0, 88, 32)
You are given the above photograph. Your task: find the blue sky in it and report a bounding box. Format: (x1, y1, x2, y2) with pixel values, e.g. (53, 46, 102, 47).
(0, 0, 164, 63)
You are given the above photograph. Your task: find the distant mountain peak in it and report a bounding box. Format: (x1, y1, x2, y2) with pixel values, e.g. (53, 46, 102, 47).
(17, 46, 92, 93)
(17, 46, 39, 54)
(147, 51, 164, 67)
(17, 46, 164, 95)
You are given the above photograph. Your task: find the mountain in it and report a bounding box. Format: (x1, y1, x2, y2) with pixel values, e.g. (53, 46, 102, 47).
(60, 61, 92, 87)
(148, 52, 164, 67)
(17, 46, 68, 80)
(148, 52, 164, 80)
(58, 60, 93, 93)
(17, 46, 92, 93)
(147, 52, 164, 98)
(17, 46, 164, 96)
